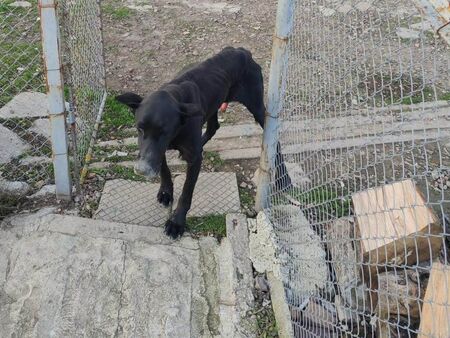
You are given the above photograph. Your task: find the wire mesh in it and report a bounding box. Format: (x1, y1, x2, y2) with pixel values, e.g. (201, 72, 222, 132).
(0, 1, 51, 217)
(59, 0, 107, 175)
(264, 0, 450, 336)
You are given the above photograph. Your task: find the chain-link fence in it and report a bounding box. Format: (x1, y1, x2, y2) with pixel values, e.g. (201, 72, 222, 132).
(259, 0, 450, 336)
(0, 0, 106, 217)
(59, 0, 107, 183)
(0, 1, 50, 217)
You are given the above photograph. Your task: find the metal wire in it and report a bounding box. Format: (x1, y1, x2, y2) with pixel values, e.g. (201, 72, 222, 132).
(264, 0, 450, 336)
(0, 1, 51, 216)
(59, 0, 107, 181)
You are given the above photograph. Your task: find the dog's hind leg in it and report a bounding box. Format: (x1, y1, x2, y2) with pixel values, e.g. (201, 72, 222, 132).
(201, 113, 220, 146)
(157, 154, 173, 207)
(232, 83, 292, 192)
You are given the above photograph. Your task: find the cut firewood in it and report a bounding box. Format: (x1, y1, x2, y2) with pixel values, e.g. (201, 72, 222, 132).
(327, 217, 376, 313)
(418, 261, 450, 338)
(352, 179, 442, 276)
(376, 269, 424, 321)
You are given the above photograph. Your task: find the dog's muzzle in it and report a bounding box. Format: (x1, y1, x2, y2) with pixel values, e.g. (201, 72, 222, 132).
(134, 160, 159, 178)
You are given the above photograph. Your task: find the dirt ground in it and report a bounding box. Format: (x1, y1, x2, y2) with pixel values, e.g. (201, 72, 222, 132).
(102, 0, 277, 124)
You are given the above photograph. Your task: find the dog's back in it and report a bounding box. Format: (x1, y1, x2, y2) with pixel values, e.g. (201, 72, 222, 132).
(166, 47, 258, 118)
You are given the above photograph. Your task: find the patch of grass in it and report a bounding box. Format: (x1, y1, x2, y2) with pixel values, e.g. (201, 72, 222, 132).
(187, 214, 226, 238)
(0, 1, 44, 106)
(357, 74, 440, 107)
(103, 4, 132, 19)
(0, 195, 23, 219)
(286, 186, 352, 220)
(239, 187, 255, 208)
(203, 151, 224, 168)
(439, 92, 450, 101)
(90, 164, 146, 182)
(102, 94, 135, 128)
(0, 162, 54, 186)
(400, 87, 435, 105)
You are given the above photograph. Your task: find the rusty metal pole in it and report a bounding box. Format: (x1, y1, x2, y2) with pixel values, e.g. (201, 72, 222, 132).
(39, 0, 72, 200)
(255, 0, 295, 212)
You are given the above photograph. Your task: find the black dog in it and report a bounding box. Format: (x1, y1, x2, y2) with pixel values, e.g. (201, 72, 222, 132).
(116, 47, 290, 239)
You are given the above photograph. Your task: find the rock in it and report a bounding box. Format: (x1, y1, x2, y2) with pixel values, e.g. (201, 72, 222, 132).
(355, 1, 372, 11)
(240, 182, 248, 188)
(250, 207, 328, 297)
(19, 156, 51, 166)
(396, 27, 421, 40)
(28, 184, 56, 199)
(0, 124, 29, 164)
(0, 180, 31, 198)
(30, 118, 51, 139)
(0, 92, 48, 119)
(8, 1, 31, 8)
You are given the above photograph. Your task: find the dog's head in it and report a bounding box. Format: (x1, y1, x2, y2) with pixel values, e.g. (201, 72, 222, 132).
(116, 91, 202, 178)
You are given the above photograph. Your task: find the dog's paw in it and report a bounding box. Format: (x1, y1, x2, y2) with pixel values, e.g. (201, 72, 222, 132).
(164, 220, 185, 239)
(157, 190, 173, 207)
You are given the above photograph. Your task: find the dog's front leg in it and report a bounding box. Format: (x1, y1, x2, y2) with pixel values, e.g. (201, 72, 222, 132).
(157, 154, 173, 207)
(164, 154, 202, 239)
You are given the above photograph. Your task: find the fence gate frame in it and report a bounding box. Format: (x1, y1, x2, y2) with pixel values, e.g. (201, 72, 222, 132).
(39, 0, 72, 200)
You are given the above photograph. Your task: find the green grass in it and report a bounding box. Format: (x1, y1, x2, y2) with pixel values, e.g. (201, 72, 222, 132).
(0, 162, 54, 186)
(439, 92, 450, 101)
(102, 94, 135, 128)
(0, 195, 23, 219)
(0, 1, 44, 106)
(90, 165, 146, 182)
(400, 87, 435, 105)
(187, 215, 227, 238)
(286, 186, 352, 220)
(239, 187, 255, 208)
(203, 151, 224, 168)
(103, 4, 132, 19)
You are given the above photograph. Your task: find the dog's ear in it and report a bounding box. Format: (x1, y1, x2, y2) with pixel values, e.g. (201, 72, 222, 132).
(179, 103, 203, 124)
(115, 92, 143, 112)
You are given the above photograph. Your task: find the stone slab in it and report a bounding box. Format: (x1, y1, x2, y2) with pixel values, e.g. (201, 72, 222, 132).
(95, 173, 240, 226)
(174, 172, 241, 217)
(30, 118, 51, 139)
(0, 213, 208, 338)
(94, 179, 171, 227)
(0, 124, 29, 164)
(0, 92, 48, 119)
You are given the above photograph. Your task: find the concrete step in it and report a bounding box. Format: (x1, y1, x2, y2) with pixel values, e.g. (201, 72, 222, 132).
(94, 123, 263, 164)
(94, 173, 241, 226)
(0, 211, 256, 337)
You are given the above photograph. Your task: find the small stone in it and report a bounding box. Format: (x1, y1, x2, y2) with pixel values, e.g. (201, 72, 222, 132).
(240, 182, 248, 189)
(8, 1, 31, 8)
(396, 27, 421, 40)
(0, 180, 31, 198)
(28, 184, 56, 199)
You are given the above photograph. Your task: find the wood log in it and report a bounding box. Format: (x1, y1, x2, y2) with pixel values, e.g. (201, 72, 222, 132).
(418, 261, 450, 337)
(376, 269, 424, 321)
(327, 217, 376, 313)
(352, 179, 442, 276)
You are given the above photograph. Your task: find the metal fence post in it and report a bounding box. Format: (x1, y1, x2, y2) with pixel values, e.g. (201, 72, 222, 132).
(39, 0, 72, 200)
(255, 0, 295, 211)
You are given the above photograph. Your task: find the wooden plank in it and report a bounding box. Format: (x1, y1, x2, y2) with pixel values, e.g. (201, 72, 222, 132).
(352, 180, 442, 276)
(418, 261, 450, 338)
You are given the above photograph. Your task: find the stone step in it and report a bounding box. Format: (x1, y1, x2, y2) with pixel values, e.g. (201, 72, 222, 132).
(94, 173, 241, 226)
(0, 211, 257, 337)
